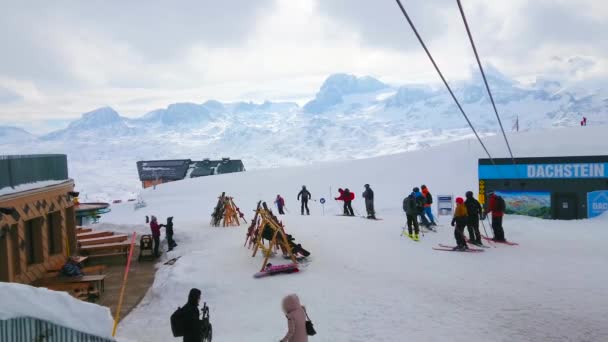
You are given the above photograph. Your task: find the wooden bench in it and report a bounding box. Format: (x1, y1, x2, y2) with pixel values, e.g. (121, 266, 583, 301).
(45, 264, 107, 278)
(79, 241, 131, 259)
(44, 282, 92, 301)
(77, 231, 113, 240)
(37, 275, 106, 293)
(78, 234, 128, 246)
(76, 227, 93, 233)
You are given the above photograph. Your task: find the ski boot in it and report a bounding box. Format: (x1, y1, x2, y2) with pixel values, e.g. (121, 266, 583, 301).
(407, 233, 413, 239)
(413, 234, 419, 241)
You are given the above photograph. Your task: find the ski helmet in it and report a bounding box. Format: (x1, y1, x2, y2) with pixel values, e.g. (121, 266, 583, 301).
(421, 185, 427, 190)
(466, 191, 473, 198)
(456, 197, 464, 204)
(364, 184, 370, 188)
(413, 187, 420, 193)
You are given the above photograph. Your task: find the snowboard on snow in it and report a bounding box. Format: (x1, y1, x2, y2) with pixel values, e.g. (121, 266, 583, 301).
(254, 263, 299, 278)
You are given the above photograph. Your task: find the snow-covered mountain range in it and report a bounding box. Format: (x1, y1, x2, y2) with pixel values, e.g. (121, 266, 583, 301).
(1, 67, 606, 200)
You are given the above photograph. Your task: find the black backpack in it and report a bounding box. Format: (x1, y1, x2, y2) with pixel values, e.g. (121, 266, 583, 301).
(426, 192, 433, 205)
(495, 196, 506, 212)
(170, 307, 185, 337)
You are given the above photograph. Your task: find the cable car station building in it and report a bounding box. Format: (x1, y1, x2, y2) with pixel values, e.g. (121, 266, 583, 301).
(478, 156, 608, 220)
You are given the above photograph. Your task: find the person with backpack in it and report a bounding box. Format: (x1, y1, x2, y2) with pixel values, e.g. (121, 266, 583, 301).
(275, 195, 286, 215)
(280, 294, 308, 342)
(486, 192, 507, 242)
(420, 185, 437, 226)
(464, 191, 483, 245)
(362, 184, 376, 219)
(149, 216, 161, 258)
(451, 197, 469, 250)
(403, 192, 420, 241)
(335, 188, 355, 216)
(413, 187, 431, 229)
(171, 288, 203, 342)
(160, 216, 177, 251)
(297, 186, 311, 215)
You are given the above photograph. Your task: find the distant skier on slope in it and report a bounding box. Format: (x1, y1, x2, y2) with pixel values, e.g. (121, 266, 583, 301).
(403, 191, 420, 241)
(485, 192, 507, 242)
(335, 188, 355, 216)
(451, 197, 469, 250)
(413, 187, 431, 229)
(420, 185, 437, 226)
(362, 184, 376, 219)
(275, 194, 286, 215)
(297, 186, 311, 215)
(464, 191, 483, 245)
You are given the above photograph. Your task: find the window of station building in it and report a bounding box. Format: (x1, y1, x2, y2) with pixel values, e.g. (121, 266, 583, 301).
(25, 217, 44, 265)
(47, 211, 63, 255)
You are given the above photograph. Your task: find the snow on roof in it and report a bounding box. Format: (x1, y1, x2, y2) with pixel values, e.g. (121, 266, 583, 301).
(0, 180, 69, 196)
(0, 283, 114, 339)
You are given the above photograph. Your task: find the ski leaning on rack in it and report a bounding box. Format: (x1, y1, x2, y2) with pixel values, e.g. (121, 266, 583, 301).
(433, 244, 485, 253)
(481, 235, 519, 246)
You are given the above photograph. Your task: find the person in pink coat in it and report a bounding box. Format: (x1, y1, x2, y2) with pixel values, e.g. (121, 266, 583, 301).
(280, 294, 308, 342)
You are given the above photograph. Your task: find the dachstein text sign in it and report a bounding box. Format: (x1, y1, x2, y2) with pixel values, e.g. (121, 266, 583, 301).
(479, 163, 608, 179)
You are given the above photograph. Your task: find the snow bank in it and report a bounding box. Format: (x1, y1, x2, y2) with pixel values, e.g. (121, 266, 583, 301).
(0, 283, 114, 339)
(0, 180, 69, 196)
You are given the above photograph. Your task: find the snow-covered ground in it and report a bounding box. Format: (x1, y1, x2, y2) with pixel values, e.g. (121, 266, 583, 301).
(0, 283, 114, 339)
(97, 125, 608, 341)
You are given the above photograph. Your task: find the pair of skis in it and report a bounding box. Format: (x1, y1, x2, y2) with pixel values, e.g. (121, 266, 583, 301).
(432, 244, 485, 253)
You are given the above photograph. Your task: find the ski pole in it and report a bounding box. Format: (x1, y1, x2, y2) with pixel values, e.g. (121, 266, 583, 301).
(480, 218, 495, 247)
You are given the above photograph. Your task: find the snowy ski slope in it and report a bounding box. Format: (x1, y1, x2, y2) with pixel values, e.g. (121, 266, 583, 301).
(100, 125, 608, 342)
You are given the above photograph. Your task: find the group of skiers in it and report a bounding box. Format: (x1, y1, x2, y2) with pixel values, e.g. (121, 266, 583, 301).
(276, 184, 376, 219)
(450, 191, 507, 250)
(149, 215, 178, 257)
(402, 185, 438, 241)
(173, 289, 311, 342)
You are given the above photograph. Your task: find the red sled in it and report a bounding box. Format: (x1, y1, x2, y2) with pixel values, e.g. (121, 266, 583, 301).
(254, 263, 299, 278)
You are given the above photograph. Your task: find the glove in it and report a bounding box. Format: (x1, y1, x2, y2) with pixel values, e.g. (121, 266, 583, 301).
(451, 222, 455, 227)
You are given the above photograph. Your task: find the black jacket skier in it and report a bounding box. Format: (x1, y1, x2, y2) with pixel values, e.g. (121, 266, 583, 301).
(160, 216, 177, 251)
(297, 186, 311, 215)
(362, 184, 375, 219)
(464, 191, 483, 245)
(182, 288, 202, 342)
(403, 193, 420, 238)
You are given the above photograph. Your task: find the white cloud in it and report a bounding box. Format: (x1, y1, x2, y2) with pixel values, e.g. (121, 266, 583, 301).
(0, 0, 606, 132)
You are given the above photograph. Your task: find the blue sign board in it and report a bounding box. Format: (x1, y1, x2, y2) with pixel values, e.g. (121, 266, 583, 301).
(587, 190, 608, 218)
(479, 163, 608, 180)
(319, 198, 326, 204)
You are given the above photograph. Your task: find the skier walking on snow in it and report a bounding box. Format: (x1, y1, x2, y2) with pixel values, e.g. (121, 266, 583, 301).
(335, 188, 355, 216)
(362, 184, 376, 219)
(486, 192, 507, 242)
(403, 192, 420, 241)
(160, 216, 178, 251)
(297, 186, 311, 215)
(421, 185, 437, 226)
(275, 195, 286, 215)
(180, 288, 203, 342)
(413, 187, 431, 228)
(451, 197, 469, 250)
(464, 191, 483, 245)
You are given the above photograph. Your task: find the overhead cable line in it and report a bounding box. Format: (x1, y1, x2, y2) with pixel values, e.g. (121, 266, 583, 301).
(393, 0, 496, 164)
(456, 0, 516, 165)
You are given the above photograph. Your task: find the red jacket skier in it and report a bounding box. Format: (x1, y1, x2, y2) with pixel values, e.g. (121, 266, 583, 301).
(486, 193, 507, 242)
(275, 195, 286, 215)
(149, 216, 161, 257)
(335, 188, 355, 216)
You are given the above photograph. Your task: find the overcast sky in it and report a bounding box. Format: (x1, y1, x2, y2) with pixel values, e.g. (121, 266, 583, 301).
(0, 0, 606, 133)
